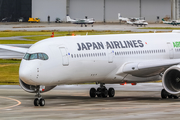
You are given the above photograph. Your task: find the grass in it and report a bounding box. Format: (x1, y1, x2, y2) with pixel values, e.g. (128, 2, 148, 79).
(0, 30, 143, 37)
(0, 31, 54, 37)
(0, 59, 21, 85)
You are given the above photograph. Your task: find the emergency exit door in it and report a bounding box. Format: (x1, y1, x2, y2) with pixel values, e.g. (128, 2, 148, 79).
(108, 50, 113, 63)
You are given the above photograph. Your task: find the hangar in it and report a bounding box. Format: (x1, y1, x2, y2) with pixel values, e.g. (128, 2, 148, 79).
(0, 0, 179, 23)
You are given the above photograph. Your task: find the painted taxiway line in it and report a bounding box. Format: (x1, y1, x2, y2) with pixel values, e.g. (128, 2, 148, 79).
(0, 96, 21, 110)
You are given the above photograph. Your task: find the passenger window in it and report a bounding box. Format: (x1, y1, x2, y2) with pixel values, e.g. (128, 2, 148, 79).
(71, 54, 73, 58)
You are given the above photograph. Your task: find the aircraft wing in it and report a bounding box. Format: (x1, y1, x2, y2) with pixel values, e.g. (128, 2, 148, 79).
(116, 59, 180, 77)
(0, 44, 28, 53)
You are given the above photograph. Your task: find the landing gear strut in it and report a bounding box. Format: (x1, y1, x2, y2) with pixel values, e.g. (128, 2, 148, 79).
(161, 89, 179, 99)
(34, 86, 45, 106)
(89, 83, 115, 98)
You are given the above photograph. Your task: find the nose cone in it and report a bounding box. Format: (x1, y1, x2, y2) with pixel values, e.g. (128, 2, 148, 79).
(19, 67, 31, 84)
(19, 60, 37, 85)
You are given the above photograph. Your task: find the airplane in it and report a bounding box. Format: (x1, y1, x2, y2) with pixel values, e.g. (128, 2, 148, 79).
(1, 31, 180, 106)
(118, 13, 129, 23)
(162, 19, 180, 26)
(66, 16, 95, 27)
(118, 13, 148, 27)
(133, 20, 148, 27)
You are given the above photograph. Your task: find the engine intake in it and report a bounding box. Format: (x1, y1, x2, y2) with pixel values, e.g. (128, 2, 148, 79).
(162, 65, 180, 95)
(19, 79, 56, 93)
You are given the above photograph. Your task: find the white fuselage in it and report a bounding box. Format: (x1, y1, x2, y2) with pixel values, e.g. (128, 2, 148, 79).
(19, 33, 180, 86)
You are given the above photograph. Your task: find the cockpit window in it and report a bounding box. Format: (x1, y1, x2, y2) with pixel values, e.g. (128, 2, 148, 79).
(23, 53, 30, 60)
(42, 53, 48, 60)
(29, 53, 38, 60)
(38, 53, 44, 60)
(23, 53, 49, 60)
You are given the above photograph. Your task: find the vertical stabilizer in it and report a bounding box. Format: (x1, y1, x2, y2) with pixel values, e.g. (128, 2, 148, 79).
(66, 16, 72, 22)
(118, 13, 121, 19)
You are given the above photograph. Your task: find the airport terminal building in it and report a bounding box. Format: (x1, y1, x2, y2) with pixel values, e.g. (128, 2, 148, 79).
(0, 0, 179, 23)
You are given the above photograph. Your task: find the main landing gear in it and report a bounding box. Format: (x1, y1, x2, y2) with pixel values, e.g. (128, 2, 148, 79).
(161, 89, 179, 99)
(34, 86, 45, 106)
(89, 83, 115, 98)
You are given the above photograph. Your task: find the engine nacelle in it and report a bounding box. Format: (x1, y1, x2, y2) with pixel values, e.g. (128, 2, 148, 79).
(19, 79, 56, 93)
(162, 65, 180, 95)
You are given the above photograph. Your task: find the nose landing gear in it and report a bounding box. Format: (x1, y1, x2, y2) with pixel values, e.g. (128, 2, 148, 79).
(89, 83, 115, 98)
(34, 86, 45, 106)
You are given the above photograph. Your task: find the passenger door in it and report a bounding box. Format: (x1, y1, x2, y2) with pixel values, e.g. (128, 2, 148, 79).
(59, 47, 69, 66)
(167, 42, 174, 59)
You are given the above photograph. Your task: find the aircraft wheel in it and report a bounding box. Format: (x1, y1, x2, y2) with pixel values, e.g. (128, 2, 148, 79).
(161, 89, 168, 99)
(34, 98, 39, 106)
(101, 87, 108, 98)
(173, 95, 179, 99)
(90, 88, 96, 98)
(85, 25, 87, 27)
(97, 87, 102, 97)
(168, 95, 173, 99)
(39, 98, 45, 106)
(108, 88, 115, 97)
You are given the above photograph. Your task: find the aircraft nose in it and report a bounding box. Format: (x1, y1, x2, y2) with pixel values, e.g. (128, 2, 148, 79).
(19, 61, 38, 85)
(19, 66, 33, 84)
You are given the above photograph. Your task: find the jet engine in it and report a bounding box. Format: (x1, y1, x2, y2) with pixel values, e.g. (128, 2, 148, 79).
(19, 79, 56, 93)
(162, 65, 180, 95)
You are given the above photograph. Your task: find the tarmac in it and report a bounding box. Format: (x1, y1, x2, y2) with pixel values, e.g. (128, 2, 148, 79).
(0, 84, 180, 120)
(0, 22, 177, 32)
